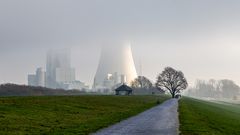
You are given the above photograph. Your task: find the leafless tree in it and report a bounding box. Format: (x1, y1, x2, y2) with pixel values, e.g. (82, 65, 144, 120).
(131, 76, 153, 89)
(156, 67, 188, 98)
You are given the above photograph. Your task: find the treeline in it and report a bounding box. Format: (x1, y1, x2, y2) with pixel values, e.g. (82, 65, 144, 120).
(0, 83, 89, 96)
(131, 76, 164, 95)
(185, 79, 240, 99)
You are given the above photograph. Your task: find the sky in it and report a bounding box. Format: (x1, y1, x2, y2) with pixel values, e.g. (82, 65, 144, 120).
(1, 0, 240, 87)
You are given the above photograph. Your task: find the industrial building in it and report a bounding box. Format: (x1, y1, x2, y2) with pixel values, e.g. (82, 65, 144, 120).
(28, 49, 88, 90)
(28, 67, 45, 87)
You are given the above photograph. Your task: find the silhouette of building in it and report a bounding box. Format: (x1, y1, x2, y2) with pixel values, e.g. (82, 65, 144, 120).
(27, 49, 90, 91)
(115, 84, 133, 95)
(46, 49, 75, 89)
(28, 67, 45, 87)
(28, 74, 36, 86)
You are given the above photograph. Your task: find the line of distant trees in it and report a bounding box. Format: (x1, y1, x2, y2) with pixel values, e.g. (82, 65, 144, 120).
(0, 83, 89, 96)
(131, 67, 188, 98)
(185, 79, 240, 100)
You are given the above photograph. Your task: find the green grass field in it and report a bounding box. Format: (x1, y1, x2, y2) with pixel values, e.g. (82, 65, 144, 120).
(179, 97, 240, 135)
(0, 95, 168, 135)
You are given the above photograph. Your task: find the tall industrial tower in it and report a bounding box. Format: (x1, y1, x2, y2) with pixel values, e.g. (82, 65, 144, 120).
(46, 49, 75, 88)
(93, 42, 138, 89)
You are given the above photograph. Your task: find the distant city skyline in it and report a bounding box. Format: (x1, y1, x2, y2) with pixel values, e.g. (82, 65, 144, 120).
(1, 0, 240, 87)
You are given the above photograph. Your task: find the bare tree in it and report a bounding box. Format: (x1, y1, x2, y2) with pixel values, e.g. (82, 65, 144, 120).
(156, 67, 188, 98)
(131, 76, 153, 89)
(219, 79, 239, 98)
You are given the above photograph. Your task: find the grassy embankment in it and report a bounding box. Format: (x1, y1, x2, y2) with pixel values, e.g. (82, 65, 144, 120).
(179, 97, 240, 135)
(0, 95, 168, 135)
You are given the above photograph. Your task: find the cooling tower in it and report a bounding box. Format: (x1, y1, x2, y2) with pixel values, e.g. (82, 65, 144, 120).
(94, 42, 138, 88)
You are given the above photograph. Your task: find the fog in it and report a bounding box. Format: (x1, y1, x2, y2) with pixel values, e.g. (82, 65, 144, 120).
(185, 79, 240, 100)
(1, 0, 240, 87)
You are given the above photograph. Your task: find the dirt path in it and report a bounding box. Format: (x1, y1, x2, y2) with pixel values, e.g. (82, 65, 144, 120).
(93, 98, 179, 135)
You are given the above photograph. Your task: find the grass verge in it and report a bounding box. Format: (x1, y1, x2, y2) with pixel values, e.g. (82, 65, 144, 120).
(0, 95, 168, 135)
(179, 97, 240, 135)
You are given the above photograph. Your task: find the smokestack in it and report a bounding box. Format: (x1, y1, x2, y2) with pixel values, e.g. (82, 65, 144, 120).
(94, 42, 137, 88)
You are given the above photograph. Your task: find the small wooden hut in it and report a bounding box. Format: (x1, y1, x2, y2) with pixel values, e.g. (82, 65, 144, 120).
(115, 84, 133, 95)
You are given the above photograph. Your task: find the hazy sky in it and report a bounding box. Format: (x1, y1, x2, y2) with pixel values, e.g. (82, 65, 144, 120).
(1, 0, 240, 87)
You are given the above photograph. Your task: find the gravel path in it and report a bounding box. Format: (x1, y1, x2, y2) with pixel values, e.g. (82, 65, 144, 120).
(93, 98, 179, 135)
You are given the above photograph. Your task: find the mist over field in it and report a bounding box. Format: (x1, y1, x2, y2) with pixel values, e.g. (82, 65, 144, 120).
(185, 79, 240, 100)
(1, 0, 240, 90)
(1, 2, 240, 135)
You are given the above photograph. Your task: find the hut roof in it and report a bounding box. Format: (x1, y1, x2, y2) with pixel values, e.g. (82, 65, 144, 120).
(115, 84, 133, 91)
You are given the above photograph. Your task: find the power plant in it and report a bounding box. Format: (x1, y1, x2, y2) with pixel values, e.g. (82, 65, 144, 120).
(28, 42, 137, 92)
(28, 49, 89, 90)
(46, 49, 75, 89)
(28, 67, 45, 87)
(93, 42, 138, 90)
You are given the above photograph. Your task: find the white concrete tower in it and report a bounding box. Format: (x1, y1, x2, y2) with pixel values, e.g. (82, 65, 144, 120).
(94, 42, 138, 88)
